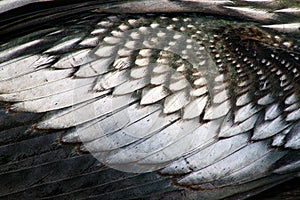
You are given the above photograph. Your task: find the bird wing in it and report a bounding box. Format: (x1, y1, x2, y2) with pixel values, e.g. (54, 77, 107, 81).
(0, 0, 299, 199)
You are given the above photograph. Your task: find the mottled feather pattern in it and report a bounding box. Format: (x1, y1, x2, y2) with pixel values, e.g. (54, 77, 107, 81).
(0, 0, 299, 199)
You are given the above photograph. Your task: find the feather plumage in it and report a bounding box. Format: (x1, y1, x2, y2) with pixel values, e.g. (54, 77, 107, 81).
(0, 0, 299, 199)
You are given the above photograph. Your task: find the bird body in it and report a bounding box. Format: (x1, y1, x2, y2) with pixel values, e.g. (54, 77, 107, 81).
(0, 0, 299, 199)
